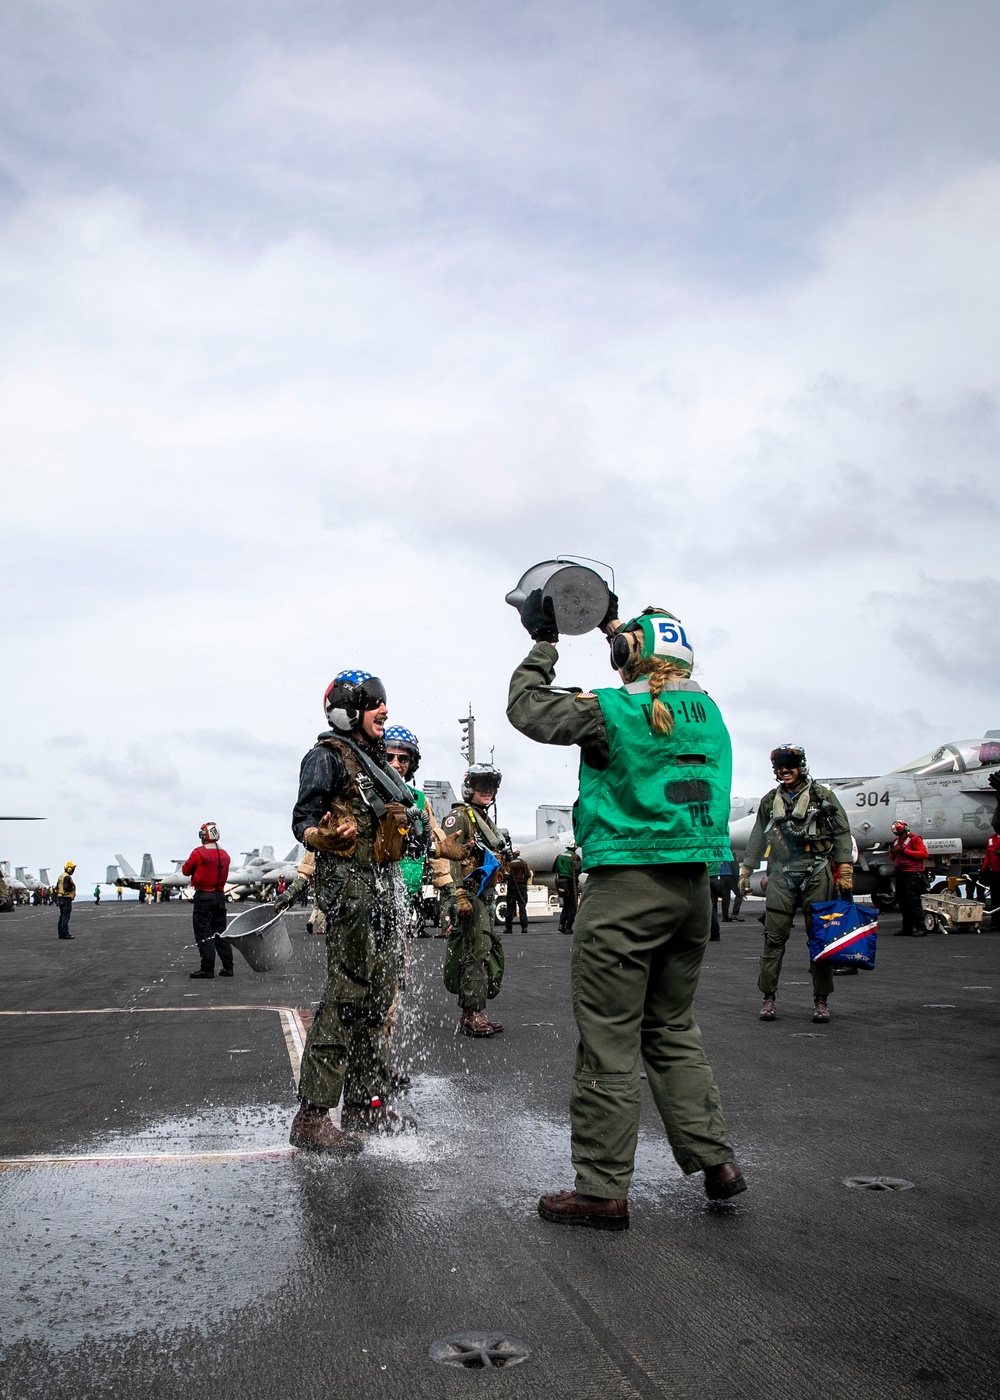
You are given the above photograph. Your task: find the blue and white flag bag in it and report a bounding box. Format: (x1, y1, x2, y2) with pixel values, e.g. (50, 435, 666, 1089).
(807, 899, 878, 971)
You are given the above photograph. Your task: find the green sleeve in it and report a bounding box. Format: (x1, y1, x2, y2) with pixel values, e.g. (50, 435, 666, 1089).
(821, 788, 855, 865)
(741, 798, 772, 870)
(442, 806, 473, 885)
(506, 642, 609, 767)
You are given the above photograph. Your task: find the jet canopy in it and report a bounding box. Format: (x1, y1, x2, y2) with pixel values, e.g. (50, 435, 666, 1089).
(892, 736, 1000, 776)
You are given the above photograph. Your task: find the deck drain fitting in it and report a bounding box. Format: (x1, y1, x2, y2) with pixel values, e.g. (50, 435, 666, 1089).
(844, 1176, 915, 1192)
(429, 1333, 531, 1370)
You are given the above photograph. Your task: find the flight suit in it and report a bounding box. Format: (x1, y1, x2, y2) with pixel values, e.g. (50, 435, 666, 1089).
(296, 738, 408, 1111)
(742, 782, 853, 1000)
(441, 802, 506, 1012)
(507, 641, 737, 1199)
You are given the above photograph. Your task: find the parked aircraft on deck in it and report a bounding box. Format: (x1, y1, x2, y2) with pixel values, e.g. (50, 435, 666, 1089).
(225, 846, 302, 898)
(110, 854, 190, 894)
(15, 867, 52, 892)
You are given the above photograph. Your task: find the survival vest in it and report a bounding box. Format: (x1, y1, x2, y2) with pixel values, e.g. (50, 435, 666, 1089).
(573, 683, 732, 870)
(759, 781, 841, 863)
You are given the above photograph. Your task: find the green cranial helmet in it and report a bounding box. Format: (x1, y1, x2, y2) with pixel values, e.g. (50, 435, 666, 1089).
(610, 607, 694, 675)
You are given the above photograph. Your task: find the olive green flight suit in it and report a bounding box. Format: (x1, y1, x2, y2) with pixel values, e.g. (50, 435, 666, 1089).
(441, 802, 505, 1012)
(507, 642, 736, 1199)
(742, 781, 853, 1001)
(298, 749, 405, 1111)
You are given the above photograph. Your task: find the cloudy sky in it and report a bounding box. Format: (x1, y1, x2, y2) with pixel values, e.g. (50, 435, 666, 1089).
(1, 0, 998, 890)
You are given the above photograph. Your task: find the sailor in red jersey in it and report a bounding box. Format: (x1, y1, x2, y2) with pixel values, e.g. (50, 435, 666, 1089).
(182, 822, 233, 977)
(981, 832, 1000, 931)
(889, 821, 929, 937)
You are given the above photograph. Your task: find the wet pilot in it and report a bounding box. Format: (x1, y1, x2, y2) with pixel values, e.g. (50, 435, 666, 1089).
(739, 745, 853, 1023)
(288, 671, 422, 1152)
(507, 593, 746, 1230)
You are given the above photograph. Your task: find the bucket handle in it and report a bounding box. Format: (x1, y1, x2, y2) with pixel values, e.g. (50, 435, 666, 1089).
(554, 554, 615, 592)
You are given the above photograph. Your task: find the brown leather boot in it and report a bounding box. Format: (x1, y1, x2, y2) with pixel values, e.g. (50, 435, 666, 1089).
(704, 1162, 748, 1200)
(483, 1014, 504, 1033)
(538, 1189, 629, 1231)
(288, 1105, 363, 1154)
(459, 1009, 496, 1038)
(813, 997, 831, 1024)
(759, 996, 777, 1021)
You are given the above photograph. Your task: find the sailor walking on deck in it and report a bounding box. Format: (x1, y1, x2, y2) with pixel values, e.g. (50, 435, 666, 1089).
(739, 746, 853, 1024)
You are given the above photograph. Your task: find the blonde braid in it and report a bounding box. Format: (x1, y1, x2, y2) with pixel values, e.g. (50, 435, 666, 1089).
(622, 655, 691, 735)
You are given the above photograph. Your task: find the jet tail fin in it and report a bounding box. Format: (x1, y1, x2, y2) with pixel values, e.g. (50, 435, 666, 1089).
(106, 865, 119, 884)
(15, 867, 26, 880)
(140, 853, 155, 880)
(115, 854, 138, 880)
(39, 868, 50, 884)
(283, 845, 301, 863)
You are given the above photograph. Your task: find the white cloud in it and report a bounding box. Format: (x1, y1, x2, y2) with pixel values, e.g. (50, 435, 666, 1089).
(1, 1, 998, 882)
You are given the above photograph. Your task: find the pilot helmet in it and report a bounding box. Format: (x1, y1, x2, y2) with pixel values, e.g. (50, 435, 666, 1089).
(383, 725, 421, 776)
(771, 744, 808, 777)
(324, 671, 387, 734)
(891, 821, 909, 836)
(199, 822, 220, 843)
(462, 764, 502, 804)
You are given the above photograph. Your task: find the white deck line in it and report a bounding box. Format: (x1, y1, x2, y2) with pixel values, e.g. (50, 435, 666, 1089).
(0, 1005, 308, 1168)
(0, 1147, 297, 1170)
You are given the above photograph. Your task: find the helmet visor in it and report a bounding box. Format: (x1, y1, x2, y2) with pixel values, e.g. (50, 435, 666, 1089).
(771, 748, 804, 772)
(356, 677, 387, 711)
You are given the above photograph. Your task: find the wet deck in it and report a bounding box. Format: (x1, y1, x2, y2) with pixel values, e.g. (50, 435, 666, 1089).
(1, 900, 997, 1399)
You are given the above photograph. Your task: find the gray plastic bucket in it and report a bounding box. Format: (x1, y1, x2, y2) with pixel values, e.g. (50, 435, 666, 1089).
(225, 904, 294, 972)
(505, 560, 610, 636)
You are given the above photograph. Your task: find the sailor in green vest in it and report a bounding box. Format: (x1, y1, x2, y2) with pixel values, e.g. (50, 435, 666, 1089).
(385, 726, 430, 929)
(507, 591, 746, 1230)
(384, 726, 457, 933)
(554, 843, 579, 933)
(738, 744, 853, 1024)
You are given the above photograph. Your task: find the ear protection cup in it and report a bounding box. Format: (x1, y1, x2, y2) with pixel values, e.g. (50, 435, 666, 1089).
(610, 629, 640, 671)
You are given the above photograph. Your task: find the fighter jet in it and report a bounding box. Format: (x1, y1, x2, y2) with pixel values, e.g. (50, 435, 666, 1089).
(730, 729, 1000, 907)
(512, 805, 576, 874)
(110, 854, 191, 895)
(15, 867, 52, 893)
(0, 860, 27, 908)
(226, 846, 302, 898)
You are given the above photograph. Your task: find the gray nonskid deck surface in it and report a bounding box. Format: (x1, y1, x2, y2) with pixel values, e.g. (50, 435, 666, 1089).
(1, 901, 996, 1399)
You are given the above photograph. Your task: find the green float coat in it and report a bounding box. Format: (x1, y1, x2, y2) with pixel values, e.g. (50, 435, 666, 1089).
(399, 785, 427, 897)
(574, 685, 732, 869)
